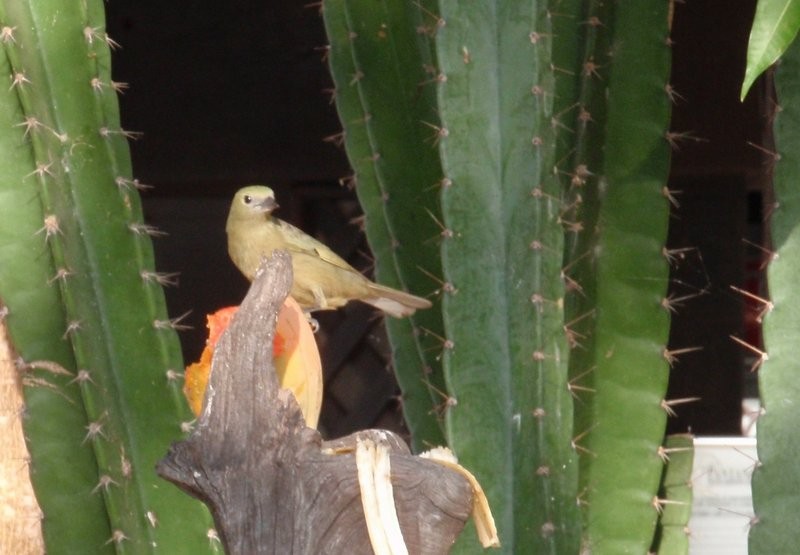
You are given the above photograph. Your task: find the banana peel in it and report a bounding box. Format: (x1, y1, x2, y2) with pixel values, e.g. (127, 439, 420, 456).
(335, 439, 500, 551)
(356, 437, 408, 555)
(184, 301, 497, 549)
(420, 447, 500, 549)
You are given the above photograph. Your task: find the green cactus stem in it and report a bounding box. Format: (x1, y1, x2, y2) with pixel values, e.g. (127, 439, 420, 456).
(558, 2, 674, 553)
(323, 1, 678, 553)
(322, 0, 449, 451)
(652, 434, 694, 555)
(433, 2, 580, 552)
(749, 33, 800, 555)
(0, 1, 214, 551)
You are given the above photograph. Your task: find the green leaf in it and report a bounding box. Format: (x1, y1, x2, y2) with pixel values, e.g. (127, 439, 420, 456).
(741, 0, 800, 100)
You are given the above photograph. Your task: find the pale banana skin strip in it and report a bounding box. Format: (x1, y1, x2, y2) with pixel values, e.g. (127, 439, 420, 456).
(356, 436, 408, 555)
(421, 447, 501, 549)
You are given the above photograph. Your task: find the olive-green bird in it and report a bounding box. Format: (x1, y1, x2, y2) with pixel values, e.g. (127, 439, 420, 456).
(226, 185, 432, 318)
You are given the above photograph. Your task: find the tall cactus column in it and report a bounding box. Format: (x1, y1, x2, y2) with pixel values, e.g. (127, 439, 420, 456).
(749, 33, 800, 555)
(0, 16, 111, 551)
(434, 2, 580, 552)
(0, 1, 214, 552)
(323, 1, 677, 553)
(558, 2, 675, 553)
(322, 0, 449, 451)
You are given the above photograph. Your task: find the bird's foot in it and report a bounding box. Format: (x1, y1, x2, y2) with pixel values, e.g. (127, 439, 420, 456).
(303, 312, 320, 334)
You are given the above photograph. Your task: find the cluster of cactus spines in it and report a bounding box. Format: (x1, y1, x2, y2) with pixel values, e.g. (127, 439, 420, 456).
(557, 0, 609, 485)
(0, 1, 215, 551)
(321, 0, 449, 452)
(749, 34, 800, 554)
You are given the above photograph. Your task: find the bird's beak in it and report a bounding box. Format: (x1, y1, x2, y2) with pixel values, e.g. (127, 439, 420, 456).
(255, 196, 279, 213)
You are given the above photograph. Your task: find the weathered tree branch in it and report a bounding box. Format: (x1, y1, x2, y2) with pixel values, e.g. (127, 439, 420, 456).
(0, 303, 45, 554)
(157, 251, 472, 554)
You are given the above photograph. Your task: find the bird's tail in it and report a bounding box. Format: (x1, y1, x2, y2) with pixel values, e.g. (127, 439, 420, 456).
(364, 283, 433, 318)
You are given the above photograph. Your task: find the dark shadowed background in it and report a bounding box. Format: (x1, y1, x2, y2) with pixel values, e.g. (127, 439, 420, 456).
(105, 1, 766, 438)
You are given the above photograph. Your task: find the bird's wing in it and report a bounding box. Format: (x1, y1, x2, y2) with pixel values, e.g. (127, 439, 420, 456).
(276, 219, 356, 271)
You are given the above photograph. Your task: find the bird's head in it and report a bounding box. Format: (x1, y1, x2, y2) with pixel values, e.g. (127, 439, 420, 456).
(230, 186, 279, 220)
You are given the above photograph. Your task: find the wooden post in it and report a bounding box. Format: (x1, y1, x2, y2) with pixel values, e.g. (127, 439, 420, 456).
(0, 304, 45, 555)
(157, 251, 472, 554)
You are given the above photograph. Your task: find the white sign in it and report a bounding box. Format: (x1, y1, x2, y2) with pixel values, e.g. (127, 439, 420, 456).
(689, 437, 757, 555)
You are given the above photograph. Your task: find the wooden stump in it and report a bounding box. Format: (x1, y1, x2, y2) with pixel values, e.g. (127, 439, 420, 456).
(0, 305, 44, 555)
(157, 251, 472, 554)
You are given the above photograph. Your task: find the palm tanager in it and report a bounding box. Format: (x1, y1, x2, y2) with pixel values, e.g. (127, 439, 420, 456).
(226, 185, 432, 318)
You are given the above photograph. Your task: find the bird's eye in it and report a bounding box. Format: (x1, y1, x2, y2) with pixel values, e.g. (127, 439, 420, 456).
(243, 195, 252, 205)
